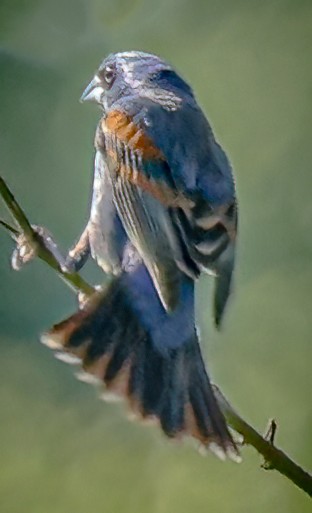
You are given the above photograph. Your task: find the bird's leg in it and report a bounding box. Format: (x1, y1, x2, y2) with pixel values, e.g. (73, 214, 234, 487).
(63, 226, 90, 273)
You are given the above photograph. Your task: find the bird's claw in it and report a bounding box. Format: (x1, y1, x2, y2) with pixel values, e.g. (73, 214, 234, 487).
(11, 225, 66, 272)
(11, 232, 37, 270)
(59, 257, 77, 275)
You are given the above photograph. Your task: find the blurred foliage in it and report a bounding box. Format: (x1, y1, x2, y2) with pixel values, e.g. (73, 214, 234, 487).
(0, 0, 311, 512)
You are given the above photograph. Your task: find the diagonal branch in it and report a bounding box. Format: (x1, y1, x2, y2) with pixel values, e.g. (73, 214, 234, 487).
(0, 176, 94, 297)
(213, 386, 312, 496)
(0, 175, 311, 498)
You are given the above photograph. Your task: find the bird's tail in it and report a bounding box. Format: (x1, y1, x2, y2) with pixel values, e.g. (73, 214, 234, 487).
(41, 264, 239, 461)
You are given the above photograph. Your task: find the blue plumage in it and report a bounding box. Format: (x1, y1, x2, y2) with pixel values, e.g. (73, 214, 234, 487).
(42, 51, 239, 460)
(120, 260, 195, 352)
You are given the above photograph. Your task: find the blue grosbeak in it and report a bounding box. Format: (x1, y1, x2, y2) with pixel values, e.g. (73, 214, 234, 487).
(36, 51, 238, 460)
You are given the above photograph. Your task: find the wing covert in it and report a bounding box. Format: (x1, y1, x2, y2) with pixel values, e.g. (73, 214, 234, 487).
(97, 103, 237, 323)
(98, 110, 192, 311)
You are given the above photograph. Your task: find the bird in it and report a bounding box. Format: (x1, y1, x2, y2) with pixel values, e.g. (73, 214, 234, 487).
(35, 51, 239, 461)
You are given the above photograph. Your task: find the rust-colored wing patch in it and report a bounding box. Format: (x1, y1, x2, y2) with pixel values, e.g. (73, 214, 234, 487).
(100, 110, 193, 210)
(102, 110, 164, 160)
(118, 163, 192, 209)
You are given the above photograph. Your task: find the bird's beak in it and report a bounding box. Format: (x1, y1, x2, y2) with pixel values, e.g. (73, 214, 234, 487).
(80, 75, 104, 104)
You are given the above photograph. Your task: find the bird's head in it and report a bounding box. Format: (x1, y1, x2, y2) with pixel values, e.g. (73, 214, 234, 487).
(80, 51, 193, 112)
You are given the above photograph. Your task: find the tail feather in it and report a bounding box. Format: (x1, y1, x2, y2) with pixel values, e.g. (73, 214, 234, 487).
(158, 349, 186, 437)
(42, 265, 239, 461)
(140, 343, 164, 416)
(128, 337, 146, 404)
(189, 341, 233, 450)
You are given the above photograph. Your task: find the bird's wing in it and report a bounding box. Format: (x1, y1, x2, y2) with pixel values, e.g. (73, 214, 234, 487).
(141, 98, 238, 327)
(99, 109, 193, 311)
(99, 102, 237, 323)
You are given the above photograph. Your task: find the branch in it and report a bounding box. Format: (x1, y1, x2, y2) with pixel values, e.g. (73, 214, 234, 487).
(213, 386, 312, 496)
(0, 176, 94, 297)
(0, 175, 311, 498)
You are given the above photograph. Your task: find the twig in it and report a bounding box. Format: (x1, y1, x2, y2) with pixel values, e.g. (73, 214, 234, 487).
(0, 176, 34, 237)
(0, 175, 311, 497)
(0, 218, 19, 236)
(0, 176, 94, 297)
(213, 386, 312, 497)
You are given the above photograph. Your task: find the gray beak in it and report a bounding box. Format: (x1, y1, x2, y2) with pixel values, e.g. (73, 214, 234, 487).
(80, 75, 104, 103)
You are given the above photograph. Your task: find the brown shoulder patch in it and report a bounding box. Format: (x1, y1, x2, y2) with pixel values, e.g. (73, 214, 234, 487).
(102, 110, 164, 161)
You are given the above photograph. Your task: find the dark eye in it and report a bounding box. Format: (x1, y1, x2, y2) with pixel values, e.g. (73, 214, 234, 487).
(100, 65, 116, 89)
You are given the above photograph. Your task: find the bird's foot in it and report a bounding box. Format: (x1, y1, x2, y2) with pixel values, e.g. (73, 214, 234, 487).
(11, 225, 67, 271)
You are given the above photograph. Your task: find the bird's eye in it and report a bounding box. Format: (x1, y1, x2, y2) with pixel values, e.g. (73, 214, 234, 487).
(100, 65, 116, 89)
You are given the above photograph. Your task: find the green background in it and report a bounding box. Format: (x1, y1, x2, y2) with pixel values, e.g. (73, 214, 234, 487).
(0, 1, 311, 512)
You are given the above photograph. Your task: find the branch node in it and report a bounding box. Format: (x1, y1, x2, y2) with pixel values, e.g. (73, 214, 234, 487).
(261, 418, 278, 470)
(264, 418, 278, 445)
